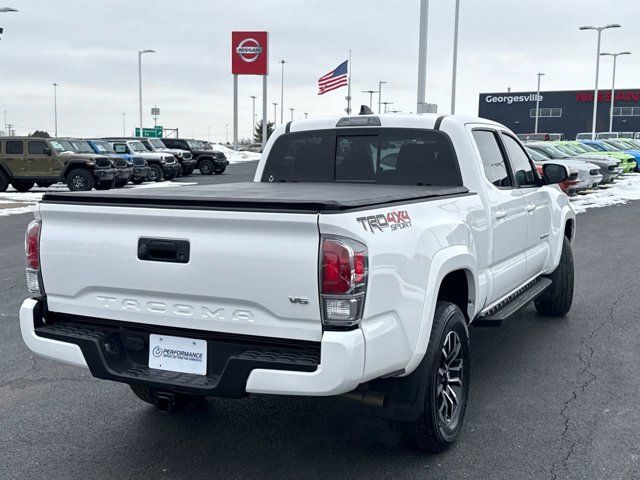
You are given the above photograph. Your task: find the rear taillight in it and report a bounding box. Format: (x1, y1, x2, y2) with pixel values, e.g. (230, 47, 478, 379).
(25, 219, 42, 295)
(320, 236, 368, 327)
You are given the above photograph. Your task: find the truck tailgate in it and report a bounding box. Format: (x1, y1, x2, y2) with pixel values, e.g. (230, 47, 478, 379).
(38, 203, 322, 342)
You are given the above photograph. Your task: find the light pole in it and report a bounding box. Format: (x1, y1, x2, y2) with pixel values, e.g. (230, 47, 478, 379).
(378, 81, 387, 114)
(3, 110, 6, 136)
(382, 102, 394, 113)
(52, 83, 59, 137)
(450, 0, 461, 114)
(122, 113, 126, 136)
(289, 108, 294, 121)
(279, 60, 286, 124)
(272, 103, 278, 124)
(579, 24, 621, 139)
(250, 95, 257, 139)
(417, 0, 430, 113)
(138, 49, 155, 135)
(362, 90, 378, 110)
(534, 73, 545, 134)
(304, 112, 308, 119)
(225, 123, 229, 144)
(600, 51, 631, 132)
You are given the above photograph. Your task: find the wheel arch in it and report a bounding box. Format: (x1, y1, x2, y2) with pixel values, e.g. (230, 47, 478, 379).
(61, 161, 91, 179)
(404, 246, 478, 375)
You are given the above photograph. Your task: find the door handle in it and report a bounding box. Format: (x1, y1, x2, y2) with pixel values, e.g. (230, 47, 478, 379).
(494, 209, 507, 220)
(138, 238, 190, 263)
(525, 203, 536, 213)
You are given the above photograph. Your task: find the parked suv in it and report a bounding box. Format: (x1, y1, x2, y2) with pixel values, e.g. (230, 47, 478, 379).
(106, 139, 179, 182)
(0, 136, 116, 192)
(60, 138, 133, 188)
(161, 138, 229, 175)
(140, 138, 197, 176)
(86, 140, 150, 185)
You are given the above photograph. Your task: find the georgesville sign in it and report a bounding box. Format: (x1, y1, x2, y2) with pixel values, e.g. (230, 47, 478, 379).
(231, 31, 268, 75)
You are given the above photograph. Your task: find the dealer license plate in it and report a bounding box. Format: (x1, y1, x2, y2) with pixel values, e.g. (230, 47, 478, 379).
(148, 334, 207, 376)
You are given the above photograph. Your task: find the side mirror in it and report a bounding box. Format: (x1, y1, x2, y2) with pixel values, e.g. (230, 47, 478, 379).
(42, 147, 52, 156)
(542, 163, 568, 184)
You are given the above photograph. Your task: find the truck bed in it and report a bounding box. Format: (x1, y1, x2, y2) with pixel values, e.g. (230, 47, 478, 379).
(41, 182, 470, 213)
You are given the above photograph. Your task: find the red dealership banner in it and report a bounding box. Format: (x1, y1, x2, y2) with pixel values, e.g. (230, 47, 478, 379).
(576, 90, 640, 103)
(231, 31, 269, 75)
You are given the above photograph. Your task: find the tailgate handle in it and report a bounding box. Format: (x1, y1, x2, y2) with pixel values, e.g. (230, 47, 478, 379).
(138, 238, 190, 263)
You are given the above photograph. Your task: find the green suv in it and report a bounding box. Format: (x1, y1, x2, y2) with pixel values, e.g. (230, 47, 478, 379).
(0, 137, 116, 192)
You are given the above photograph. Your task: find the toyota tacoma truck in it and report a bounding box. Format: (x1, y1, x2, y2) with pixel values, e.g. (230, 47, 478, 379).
(19, 113, 576, 453)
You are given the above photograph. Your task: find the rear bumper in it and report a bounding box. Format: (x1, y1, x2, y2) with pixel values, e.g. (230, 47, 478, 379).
(19, 298, 364, 397)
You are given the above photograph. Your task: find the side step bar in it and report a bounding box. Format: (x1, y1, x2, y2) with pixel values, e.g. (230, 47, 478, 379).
(473, 277, 552, 327)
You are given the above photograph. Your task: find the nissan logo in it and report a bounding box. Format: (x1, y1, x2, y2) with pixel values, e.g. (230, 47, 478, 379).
(236, 38, 263, 63)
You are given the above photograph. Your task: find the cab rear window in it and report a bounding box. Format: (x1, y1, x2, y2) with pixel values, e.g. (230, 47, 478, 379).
(261, 128, 462, 186)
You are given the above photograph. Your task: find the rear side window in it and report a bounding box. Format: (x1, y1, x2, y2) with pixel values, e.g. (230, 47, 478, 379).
(472, 130, 512, 187)
(501, 133, 538, 187)
(6, 140, 23, 155)
(28, 140, 48, 155)
(262, 128, 462, 186)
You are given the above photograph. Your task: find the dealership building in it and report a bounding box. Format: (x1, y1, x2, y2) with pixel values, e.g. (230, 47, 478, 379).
(478, 89, 640, 139)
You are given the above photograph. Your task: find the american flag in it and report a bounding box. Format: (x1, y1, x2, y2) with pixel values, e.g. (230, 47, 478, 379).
(318, 60, 349, 95)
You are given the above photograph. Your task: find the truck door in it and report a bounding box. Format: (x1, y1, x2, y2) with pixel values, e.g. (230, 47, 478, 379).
(26, 139, 54, 176)
(499, 132, 552, 278)
(472, 129, 529, 302)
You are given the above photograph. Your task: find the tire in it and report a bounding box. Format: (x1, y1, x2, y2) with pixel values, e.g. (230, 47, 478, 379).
(213, 165, 226, 175)
(534, 236, 574, 317)
(129, 385, 207, 411)
(147, 164, 164, 182)
(199, 159, 214, 175)
(392, 302, 470, 453)
(164, 171, 177, 181)
(11, 181, 35, 192)
(0, 170, 11, 192)
(66, 168, 95, 192)
(132, 178, 145, 185)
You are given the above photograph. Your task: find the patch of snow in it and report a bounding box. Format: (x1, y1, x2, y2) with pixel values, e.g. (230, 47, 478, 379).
(208, 144, 261, 164)
(570, 173, 640, 214)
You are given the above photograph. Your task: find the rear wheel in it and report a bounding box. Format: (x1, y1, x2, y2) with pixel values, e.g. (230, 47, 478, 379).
(391, 302, 470, 453)
(147, 164, 164, 182)
(199, 159, 214, 175)
(0, 170, 10, 192)
(534, 236, 574, 317)
(11, 180, 35, 192)
(66, 168, 94, 191)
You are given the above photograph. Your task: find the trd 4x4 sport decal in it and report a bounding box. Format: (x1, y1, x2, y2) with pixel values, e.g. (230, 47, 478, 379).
(356, 210, 412, 234)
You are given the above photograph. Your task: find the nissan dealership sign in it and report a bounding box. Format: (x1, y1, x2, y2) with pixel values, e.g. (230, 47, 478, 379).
(231, 31, 268, 75)
(484, 93, 543, 104)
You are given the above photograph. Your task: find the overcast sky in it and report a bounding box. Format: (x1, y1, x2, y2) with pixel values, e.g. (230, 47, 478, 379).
(1, 0, 639, 140)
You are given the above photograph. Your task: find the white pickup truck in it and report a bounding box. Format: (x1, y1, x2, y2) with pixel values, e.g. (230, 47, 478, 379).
(20, 113, 575, 452)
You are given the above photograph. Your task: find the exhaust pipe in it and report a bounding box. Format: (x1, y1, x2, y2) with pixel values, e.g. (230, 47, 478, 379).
(155, 392, 176, 413)
(341, 389, 387, 408)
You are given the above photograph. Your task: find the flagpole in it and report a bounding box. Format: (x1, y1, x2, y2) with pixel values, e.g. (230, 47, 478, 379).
(346, 50, 352, 115)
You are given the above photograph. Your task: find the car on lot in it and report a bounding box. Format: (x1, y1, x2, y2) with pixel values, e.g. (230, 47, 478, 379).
(525, 142, 609, 185)
(601, 139, 640, 172)
(106, 139, 179, 182)
(525, 146, 603, 192)
(60, 138, 133, 188)
(86, 140, 150, 184)
(579, 140, 637, 173)
(20, 113, 576, 453)
(0, 136, 116, 192)
(533, 163, 580, 195)
(161, 138, 229, 175)
(575, 132, 594, 140)
(105, 137, 198, 177)
(550, 141, 621, 183)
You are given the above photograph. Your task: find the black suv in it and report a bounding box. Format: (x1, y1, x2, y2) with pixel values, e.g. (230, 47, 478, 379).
(161, 138, 228, 175)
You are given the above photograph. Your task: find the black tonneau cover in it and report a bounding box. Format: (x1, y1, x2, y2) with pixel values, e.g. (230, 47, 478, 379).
(41, 182, 470, 213)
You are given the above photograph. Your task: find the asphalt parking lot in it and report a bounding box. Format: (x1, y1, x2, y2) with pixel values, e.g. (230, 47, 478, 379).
(1, 161, 639, 480)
